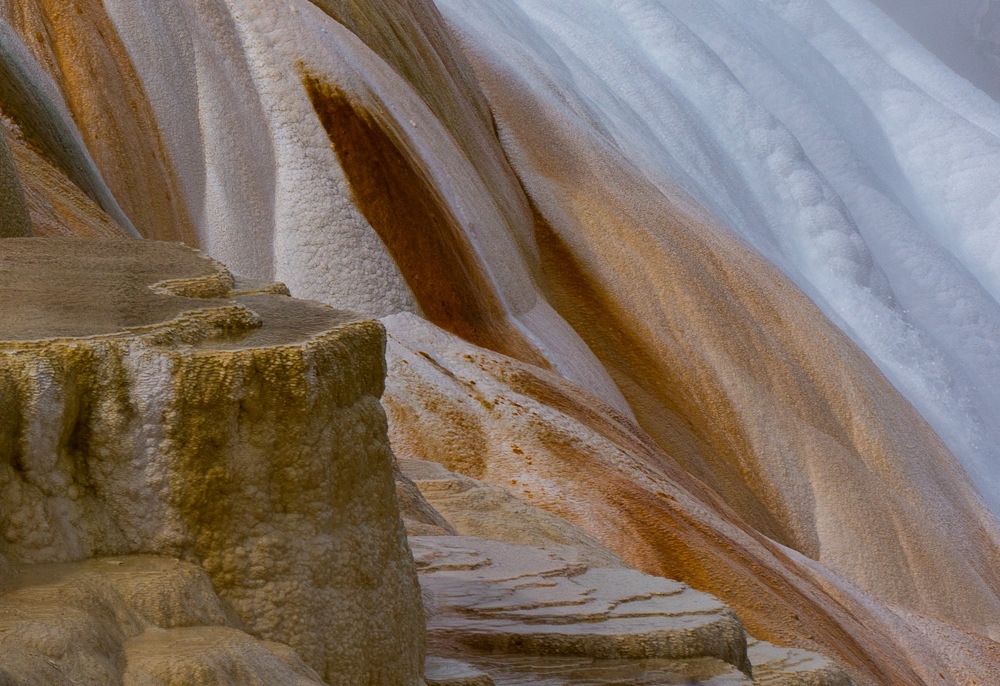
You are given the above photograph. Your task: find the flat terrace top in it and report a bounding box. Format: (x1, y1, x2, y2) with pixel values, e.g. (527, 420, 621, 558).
(0, 238, 355, 345)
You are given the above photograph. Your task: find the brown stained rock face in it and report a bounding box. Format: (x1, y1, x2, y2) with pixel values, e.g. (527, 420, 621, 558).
(0, 238, 425, 686)
(381, 312, 1000, 686)
(530, 210, 795, 549)
(0, 0, 195, 243)
(399, 458, 627, 569)
(306, 0, 541, 267)
(303, 75, 548, 369)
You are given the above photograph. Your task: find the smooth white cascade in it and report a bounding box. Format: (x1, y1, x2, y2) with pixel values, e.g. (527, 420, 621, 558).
(438, 0, 1000, 512)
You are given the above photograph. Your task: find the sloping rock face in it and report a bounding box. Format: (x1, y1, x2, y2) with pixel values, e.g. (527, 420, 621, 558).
(0, 238, 424, 686)
(382, 313, 999, 686)
(397, 458, 626, 569)
(436, 1, 1000, 636)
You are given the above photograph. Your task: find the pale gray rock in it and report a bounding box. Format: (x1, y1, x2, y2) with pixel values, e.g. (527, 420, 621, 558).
(424, 657, 495, 686)
(746, 639, 853, 686)
(412, 536, 749, 674)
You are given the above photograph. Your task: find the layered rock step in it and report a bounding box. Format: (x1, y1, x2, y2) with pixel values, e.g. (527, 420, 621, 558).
(414, 536, 748, 675)
(406, 460, 852, 685)
(433, 650, 853, 686)
(440, 655, 752, 685)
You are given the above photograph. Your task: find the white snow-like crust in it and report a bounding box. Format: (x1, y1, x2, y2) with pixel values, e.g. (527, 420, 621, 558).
(437, 0, 1000, 512)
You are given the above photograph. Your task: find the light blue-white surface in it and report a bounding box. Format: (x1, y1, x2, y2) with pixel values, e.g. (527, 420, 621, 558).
(438, 0, 1000, 511)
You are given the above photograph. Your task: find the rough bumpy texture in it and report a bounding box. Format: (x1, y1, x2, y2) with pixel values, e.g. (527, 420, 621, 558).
(0, 238, 424, 686)
(78, 0, 634, 419)
(0, 554, 326, 686)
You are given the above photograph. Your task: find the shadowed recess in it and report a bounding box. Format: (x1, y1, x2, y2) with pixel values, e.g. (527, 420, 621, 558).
(0, 129, 31, 237)
(3, 123, 126, 238)
(302, 74, 547, 368)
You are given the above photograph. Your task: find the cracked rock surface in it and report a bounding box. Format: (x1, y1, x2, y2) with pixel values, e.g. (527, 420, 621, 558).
(414, 536, 748, 675)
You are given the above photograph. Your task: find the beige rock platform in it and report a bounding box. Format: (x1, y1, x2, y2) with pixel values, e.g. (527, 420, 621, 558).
(415, 533, 851, 685)
(0, 238, 424, 685)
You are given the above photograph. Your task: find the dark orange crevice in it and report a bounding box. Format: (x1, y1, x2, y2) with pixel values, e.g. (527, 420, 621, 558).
(302, 74, 547, 369)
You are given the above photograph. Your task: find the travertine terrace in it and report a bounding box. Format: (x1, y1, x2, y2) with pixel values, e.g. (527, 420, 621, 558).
(0, 239, 424, 685)
(3, 0, 1000, 684)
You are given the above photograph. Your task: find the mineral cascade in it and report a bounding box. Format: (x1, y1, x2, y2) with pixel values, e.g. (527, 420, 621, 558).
(0, 1, 999, 685)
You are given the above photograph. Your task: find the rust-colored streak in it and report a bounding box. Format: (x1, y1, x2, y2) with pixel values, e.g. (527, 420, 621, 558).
(531, 207, 798, 548)
(303, 75, 547, 368)
(5, 127, 126, 237)
(307, 0, 543, 276)
(307, 0, 493, 136)
(3, 0, 196, 243)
